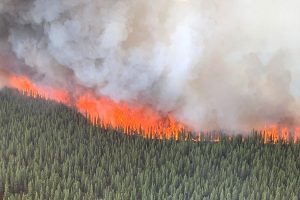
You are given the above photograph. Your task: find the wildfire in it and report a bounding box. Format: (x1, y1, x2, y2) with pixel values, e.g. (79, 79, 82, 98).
(8, 75, 184, 140)
(76, 94, 185, 139)
(9, 76, 71, 104)
(261, 125, 300, 144)
(6, 75, 300, 143)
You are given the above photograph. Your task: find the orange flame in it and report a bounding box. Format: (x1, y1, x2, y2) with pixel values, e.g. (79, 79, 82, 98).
(261, 125, 300, 144)
(6, 75, 300, 143)
(76, 94, 185, 139)
(9, 76, 71, 104)
(8, 75, 184, 139)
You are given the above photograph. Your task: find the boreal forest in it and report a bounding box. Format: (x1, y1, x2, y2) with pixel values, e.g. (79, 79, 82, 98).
(0, 89, 299, 200)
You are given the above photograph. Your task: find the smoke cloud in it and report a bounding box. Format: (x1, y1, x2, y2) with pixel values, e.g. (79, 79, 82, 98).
(1, 0, 300, 131)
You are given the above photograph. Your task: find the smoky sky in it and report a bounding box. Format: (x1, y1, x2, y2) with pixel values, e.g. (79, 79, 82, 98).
(1, 0, 300, 131)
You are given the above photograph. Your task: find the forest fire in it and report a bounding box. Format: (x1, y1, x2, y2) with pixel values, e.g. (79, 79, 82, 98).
(261, 126, 300, 144)
(6, 74, 300, 143)
(9, 75, 71, 104)
(76, 94, 185, 140)
(8, 75, 185, 140)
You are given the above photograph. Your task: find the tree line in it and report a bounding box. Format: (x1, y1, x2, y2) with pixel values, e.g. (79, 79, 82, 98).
(0, 88, 299, 200)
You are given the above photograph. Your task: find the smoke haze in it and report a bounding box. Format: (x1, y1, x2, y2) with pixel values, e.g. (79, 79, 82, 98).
(1, 0, 300, 131)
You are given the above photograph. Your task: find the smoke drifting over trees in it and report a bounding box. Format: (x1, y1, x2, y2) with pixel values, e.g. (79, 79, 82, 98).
(1, 0, 300, 131)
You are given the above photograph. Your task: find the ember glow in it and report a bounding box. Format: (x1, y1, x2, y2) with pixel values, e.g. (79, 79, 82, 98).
(6, 74, 300, 143)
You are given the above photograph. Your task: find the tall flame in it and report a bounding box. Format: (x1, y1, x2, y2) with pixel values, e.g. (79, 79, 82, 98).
(9, 75, 71, 104)
(261, 125, 300, 144)
(8, 75, 184, 140)
(6, 74, 300, 143)
(76, 94, 185, 139)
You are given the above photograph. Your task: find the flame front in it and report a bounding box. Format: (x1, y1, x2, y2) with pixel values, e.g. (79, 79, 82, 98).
(76, 94, 185, 139)
(8, 75, 184, 139)
(6, 75, 300, 143)
(9, 76, 71, 104)
(261, 125, 300, 144)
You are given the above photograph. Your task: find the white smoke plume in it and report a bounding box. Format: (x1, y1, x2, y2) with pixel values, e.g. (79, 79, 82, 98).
(1, 0, 300, 131)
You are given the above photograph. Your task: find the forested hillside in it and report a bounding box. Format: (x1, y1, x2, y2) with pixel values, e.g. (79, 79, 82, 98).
(0, 88, 299, 200)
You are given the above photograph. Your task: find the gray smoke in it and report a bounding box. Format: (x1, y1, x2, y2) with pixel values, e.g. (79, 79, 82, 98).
(1, 0, 300, 131)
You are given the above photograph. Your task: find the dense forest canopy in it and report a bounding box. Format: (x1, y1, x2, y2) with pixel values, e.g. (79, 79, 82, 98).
(0, 88, 299, 200)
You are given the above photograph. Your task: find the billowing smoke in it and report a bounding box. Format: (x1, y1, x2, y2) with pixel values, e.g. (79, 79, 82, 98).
(1, 0, 300, 131)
